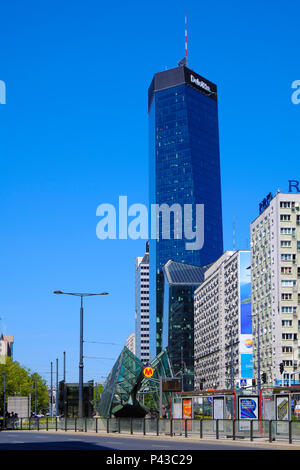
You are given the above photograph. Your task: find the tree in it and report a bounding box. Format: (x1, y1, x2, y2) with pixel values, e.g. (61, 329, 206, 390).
(0, 357, 49, 415)
(94, 383, 104, 410)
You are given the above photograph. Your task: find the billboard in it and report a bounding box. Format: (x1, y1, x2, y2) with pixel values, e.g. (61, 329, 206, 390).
(7, 396, 31, 418)
(239, 252, 253, 380)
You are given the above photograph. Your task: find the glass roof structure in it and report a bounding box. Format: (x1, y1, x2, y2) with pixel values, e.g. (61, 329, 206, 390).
(98, 346, 174, 418)
(163, 260, 209, 286)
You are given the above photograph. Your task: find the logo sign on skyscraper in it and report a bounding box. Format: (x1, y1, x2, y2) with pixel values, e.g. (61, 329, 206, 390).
(259, 192, 273, 214)
(183, 67, 217, 101)
(288, 180, 300, 192)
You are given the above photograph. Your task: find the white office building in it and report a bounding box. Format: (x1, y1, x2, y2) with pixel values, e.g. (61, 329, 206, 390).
(251, 191, 300, 386)
(0, 334, 14, 364)
(135, 243, 150, 363)
(194, 251, 252, 390)
(125, 333, 136, 355)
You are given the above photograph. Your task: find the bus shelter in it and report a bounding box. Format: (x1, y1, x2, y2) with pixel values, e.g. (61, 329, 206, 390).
(171, 389, 237, 420)
(260, 386, 300, 421)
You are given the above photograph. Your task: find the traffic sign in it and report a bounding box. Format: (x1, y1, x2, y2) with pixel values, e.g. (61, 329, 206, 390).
(143, 366, 154, 378)
(240, 379, 247, 387)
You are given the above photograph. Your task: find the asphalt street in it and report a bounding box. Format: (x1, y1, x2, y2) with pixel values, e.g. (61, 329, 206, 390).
(0, 431, 276, 451)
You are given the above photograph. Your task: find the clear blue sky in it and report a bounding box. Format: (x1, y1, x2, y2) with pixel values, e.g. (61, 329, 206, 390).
(0, 0, 299, 384)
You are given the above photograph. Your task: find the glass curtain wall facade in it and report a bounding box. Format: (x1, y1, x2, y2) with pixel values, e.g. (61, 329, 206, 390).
(149, 65, 223, 358)
(162, 260, 208, 391)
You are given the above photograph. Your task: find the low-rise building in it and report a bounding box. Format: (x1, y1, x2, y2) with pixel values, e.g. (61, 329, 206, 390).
(0, 334, 14, 363)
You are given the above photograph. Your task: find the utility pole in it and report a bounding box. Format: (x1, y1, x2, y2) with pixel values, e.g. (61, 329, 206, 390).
(50, 361, 53, 418)
(230, 330, 234, 389)
(34, 379, 37, 416)
(56, 358, 59, 417)
(3, 374, 6, 423)
(63, 351, 66, 383)
(257, 316, 261, 392)
(181, 345, 184, 392)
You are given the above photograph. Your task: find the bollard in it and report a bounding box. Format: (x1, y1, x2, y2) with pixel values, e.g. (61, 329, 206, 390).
(65, 417, 68, 432)
(95, 417, 98, 434)
(289, 421, 292, 444)
(55, 417, 58, 432)
(157, 417, 159, 436)
(75, 418, 77, 433)
(21, 418, 23, 431)
(130, 417, 133, 435)
(37, 418, 39, 432)
(85, 418, 87, 433)
(46, 417, 48, 431)
(29, 418, 31, 431)
(143, 418, 146, 436)
(232, 420, 235, 440)
(185, 419, 188, 438)
(216, 419, 219, 440)
(170, 418, 173, 437)
(107, 418, 109, 433)
(269, 420, 272, 443)
(118, 418, 121, 434)
(200, 419, 203, 439)
(250, 419, 253, 441)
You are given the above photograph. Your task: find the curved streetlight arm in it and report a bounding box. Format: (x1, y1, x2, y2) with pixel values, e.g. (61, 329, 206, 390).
(53, 291, 109, 297)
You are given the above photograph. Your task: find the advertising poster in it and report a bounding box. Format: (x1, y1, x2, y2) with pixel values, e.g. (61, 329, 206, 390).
(276, 395, 290, 435)
(238, 396, 259, 419)
(182, 399, 192, 419)
(193, 397, 203, 419)
(182, 398, 192, 431)
(276, 395, 289, 421)
(238, 396, 259, 431)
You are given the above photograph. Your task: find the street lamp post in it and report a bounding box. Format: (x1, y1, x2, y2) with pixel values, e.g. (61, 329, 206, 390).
(3, 374, 6, 423)
(53, 290, 108, 418)
(250, 313, 261, 391)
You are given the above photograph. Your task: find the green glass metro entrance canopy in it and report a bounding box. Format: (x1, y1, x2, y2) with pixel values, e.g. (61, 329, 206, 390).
(98, 347, 173, 418)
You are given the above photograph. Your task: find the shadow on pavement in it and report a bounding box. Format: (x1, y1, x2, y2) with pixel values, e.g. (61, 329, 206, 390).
(0, 441, 113, 450)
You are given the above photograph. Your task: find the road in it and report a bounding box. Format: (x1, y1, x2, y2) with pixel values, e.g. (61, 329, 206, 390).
(0, 431, 275, 451)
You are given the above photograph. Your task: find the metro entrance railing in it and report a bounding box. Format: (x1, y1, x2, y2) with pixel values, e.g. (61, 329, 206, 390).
(1, 417, 300, 443)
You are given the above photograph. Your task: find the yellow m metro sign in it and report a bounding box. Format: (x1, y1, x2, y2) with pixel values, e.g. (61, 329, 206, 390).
(143, 366, 154, 378)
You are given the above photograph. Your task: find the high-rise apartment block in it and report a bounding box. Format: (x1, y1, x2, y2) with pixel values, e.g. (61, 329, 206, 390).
(251, 191, 300, 386)
(194, 251, 252, 390)
(135, 243, 150, 363)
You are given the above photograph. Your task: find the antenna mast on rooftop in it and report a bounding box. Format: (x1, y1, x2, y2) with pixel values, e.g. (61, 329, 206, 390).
(178, 10, 188, 67)
(185, 9, 188, 64)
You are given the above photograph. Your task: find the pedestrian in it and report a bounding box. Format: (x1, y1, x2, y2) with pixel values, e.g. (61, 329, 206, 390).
(162, 404, 167, 419)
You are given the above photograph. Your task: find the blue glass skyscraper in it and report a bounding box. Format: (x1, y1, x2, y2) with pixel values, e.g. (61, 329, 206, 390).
(148, 62, 223, 358)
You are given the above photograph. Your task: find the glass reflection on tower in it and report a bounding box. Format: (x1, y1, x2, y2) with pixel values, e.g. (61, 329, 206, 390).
(148, 63, 223, 358)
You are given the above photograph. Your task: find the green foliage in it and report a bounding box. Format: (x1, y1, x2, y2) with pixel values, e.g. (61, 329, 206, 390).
(143, 393, 156, 411)
(94, 383, 104, 408)
(0, 357, 49, 415)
